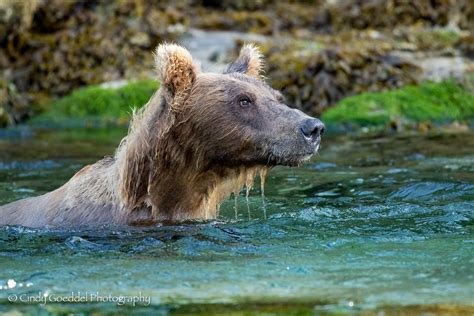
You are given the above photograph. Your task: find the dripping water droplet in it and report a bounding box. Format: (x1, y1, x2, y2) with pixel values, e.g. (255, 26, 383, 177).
(260, 167, 268, 219)
(234, 192, 238, 220)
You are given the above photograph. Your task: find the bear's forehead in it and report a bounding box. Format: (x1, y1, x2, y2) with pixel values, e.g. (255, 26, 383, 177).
(227, 72, 267, 88)
(197, 72, 282, 100)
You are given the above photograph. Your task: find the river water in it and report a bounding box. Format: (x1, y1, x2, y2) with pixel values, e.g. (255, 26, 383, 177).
(0, 127, 473, 315)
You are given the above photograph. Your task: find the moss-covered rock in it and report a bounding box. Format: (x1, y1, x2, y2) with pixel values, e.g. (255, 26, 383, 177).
(193, 8, 273, 34)
(191, 1, 325, 35)
(327, 0, 473, 32)
(190, 0, 473, 35)
(31, 80, 159, 126)
(0, 0, 185, 125)
(263, 38, 420, 115)
(322, 79, 474, 128)
(2, 0, 473, 128)
(0, 79, 32, 127)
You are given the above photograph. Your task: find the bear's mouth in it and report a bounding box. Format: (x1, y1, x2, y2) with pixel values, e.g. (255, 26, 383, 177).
(265, 138, 321, 167)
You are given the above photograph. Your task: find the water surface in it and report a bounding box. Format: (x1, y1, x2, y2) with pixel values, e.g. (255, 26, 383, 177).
(0, 128, 473, 315)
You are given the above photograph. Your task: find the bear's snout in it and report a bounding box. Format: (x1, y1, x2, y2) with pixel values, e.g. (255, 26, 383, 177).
(300, 118, 325, 143)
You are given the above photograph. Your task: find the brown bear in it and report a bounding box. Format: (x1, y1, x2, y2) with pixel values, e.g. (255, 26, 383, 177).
(0, 43, 324, 228)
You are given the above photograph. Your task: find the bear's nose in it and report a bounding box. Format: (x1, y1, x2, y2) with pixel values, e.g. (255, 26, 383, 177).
(300, 118, 325, 141)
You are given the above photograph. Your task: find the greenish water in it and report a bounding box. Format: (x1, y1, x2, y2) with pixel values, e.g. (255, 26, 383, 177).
(0, 128, 473, 315)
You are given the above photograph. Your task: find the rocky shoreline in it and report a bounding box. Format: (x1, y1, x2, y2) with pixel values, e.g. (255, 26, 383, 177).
(0, 0, 473, 127)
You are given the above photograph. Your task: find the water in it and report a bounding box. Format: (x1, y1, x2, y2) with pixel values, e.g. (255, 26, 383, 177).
(0, 128, 473, 315)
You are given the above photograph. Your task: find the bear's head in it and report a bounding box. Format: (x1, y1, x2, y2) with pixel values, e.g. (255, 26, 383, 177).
(154, 43, 324, 168)
(119, 43, 324, 220)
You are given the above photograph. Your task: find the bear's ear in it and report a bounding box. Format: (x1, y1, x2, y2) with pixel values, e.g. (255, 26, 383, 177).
(154, 43, 198, 106)
(225, 44, 264, 78)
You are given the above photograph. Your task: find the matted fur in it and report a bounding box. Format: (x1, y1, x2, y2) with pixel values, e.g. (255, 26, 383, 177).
(114, 44, 269, 222)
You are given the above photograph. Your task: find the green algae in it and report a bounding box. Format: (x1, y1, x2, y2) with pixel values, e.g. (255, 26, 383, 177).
(322, 80, 474, 127)
(31, 80, 159, 126)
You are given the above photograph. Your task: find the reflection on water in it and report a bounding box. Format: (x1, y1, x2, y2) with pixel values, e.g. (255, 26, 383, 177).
(0, 128, 473, 315)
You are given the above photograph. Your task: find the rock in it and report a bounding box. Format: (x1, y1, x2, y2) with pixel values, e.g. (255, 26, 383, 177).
(262, 38, 421, 115)
(130, 32, 151, 48)
(0, 0, 186, 125)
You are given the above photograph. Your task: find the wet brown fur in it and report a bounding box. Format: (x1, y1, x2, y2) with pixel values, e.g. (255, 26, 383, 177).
(0, 43, 318, 228)
(0, 44, 269, 227)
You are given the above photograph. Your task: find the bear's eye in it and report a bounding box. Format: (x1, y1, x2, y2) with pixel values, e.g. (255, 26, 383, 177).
(239, 97, 252, 108)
